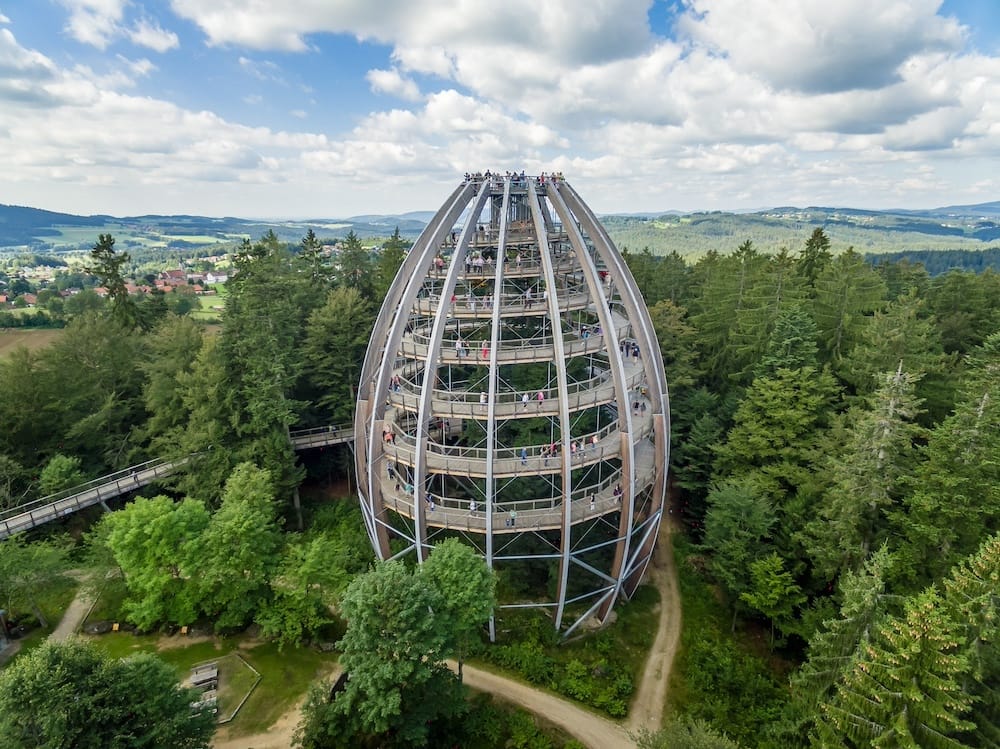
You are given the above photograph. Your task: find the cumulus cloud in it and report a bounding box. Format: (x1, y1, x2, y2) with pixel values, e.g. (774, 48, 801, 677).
(58, 0, 127, 49)
(6, 0, 1000, 215)
(366, 67, 421, 101)
(678, 0, 965, 93)
(127, 18, 179, 52)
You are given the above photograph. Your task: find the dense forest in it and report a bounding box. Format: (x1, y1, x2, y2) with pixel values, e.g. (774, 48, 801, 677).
(627, 229, 1000, 747)
(1, 226, 998, 748)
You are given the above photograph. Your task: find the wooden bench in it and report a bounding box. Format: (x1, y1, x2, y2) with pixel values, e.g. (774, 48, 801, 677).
(188, 663, 218, 690)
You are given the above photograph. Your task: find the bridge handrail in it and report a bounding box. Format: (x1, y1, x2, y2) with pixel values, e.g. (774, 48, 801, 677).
(1, 426, 350, 532)
(289, 424, 352, 440)
(0, 456, 175, 524)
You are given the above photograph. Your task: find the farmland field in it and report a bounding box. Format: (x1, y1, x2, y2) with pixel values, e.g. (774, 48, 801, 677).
(0, 328, 64, 357)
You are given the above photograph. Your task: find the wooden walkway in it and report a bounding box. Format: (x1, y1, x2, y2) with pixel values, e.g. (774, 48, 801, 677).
(0, 425, 354, 539)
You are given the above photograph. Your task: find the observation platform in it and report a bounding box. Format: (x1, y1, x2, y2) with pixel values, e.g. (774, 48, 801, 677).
(378, 441, 657, 534)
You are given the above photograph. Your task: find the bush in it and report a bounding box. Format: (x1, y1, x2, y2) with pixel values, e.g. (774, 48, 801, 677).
(671, 537, 788, 746)
(479, 594, 656, 719)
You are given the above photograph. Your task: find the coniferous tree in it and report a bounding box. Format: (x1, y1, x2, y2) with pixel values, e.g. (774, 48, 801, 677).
(729, 248, 808, 382)
(940, 535, 1000, 748)
(811, 249, 886, 371)
(301, 287, 374, 425)
(816, 589, 975, 749)
(808, 366, 925, 581)
(798, 227, 833, 290)
(842, 289, 955, 420)
(791, 547, 898, 742)
(895, 334, 1000, 586)
(86, 233, 144, 330)
(336, 230, 374, 298)
(373, 226, 408, 301)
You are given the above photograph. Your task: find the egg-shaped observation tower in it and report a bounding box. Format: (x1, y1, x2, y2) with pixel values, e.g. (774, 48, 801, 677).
(355, 174, 669, 637)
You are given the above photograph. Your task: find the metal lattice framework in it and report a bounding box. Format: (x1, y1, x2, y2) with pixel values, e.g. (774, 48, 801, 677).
(355, 174, 669, 636)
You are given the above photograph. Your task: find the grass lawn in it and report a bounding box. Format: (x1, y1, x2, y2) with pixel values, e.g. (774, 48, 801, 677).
(80, 575, 129, 624)
(200, 652, 261, 722)
(189, 292, 224, 322)
(86, 631, 338, 735)
(228, 641, 338, 735)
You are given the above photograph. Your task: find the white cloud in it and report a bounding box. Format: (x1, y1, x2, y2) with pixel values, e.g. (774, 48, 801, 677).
(58, 0, 127, 49)
(116, 55, 155, 79)
(366, 67, 421, 101)
(290, 109, 307, 119)
(127, 18, 179, 52)
(0, 12, 10, 24)
(3, 0, 1000, 216)
(238, 56, 286, 84)
(678, 0, 965, 93)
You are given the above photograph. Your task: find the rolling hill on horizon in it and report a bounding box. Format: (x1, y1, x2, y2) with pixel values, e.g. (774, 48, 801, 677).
(2, 199, 999, 258)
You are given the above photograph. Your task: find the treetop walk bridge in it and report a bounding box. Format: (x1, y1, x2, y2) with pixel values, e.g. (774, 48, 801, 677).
(0, 425, 354, 540)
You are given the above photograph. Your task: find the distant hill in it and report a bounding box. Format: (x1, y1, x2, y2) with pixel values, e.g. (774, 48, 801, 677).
(0, 205, 109, 246)
(601, 202, 1000, 258)
(3, 200, 1000, 259)
(0, 204, 431, 253)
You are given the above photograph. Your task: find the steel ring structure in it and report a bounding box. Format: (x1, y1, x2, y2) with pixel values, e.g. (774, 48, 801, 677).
(355, 174, 669, 637)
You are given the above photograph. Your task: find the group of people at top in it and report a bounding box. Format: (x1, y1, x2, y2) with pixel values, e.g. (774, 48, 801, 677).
(462, 170, 565, 186)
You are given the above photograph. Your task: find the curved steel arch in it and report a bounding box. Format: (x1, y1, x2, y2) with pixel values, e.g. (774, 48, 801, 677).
(355, 174, 669, 635)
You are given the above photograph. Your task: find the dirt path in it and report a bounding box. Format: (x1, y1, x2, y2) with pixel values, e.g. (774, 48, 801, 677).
(457, 662, 635, 748)
(49, 578, 94, 643)
(626, 514, 682, 734)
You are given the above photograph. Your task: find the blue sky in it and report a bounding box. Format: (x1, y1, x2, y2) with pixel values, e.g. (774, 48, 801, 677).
(0, 1, 998, 218)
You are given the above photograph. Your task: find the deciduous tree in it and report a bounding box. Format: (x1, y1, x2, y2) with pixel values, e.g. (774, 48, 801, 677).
(101, 495, 210, 630)
(420, 537, 496, 680)
(0, 639, 215, 749)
